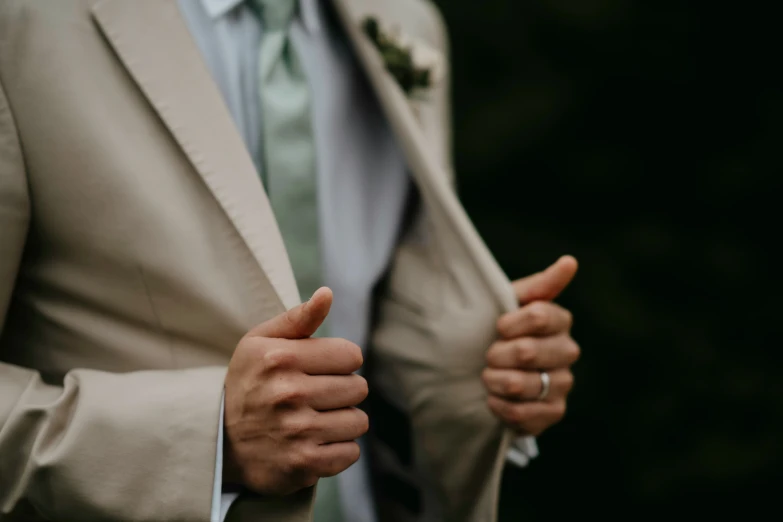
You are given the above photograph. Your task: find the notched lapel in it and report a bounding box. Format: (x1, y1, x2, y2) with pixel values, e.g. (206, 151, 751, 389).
(331, 0, 435, 183)
(331, 0, 518, 313)
(90, 0, 300, 312)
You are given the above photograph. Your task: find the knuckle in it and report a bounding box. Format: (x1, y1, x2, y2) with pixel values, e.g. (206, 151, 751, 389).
(291, 444, 319, 473)
(347, 408, 370, 439)
(486, 397, 497, 413)
(495, 316, 510, 337)
(563, 309, 574, 329)
(322, 461, 343, 477)
(342, 442, 361, 467)
(358, 410, 370, 435)
(527, 302, 549, 330)
(481, 367, 493, 385)
(303, 445, 323, 471)
(263, 348, 297, 372)
(515, 339, 537, 366)
(270, 380, 306, 408)
(337, 339, 364, 370)
(276, 456, 300, 481)
(568, 339, 581, 362)
(481, 367, 491, 383)
(485, 342, 498, 365)
(552, 401, 567, 419)
(279, 414, 310, 438)
(507, 404, 528, 424)
(491, 341, 510, 366)
(354, 375, 369, 402)
(322, 443, 361, 477)
(348, 344, 364, 370)
(563, 371, 575, 392)
(504, 375, 524, 397)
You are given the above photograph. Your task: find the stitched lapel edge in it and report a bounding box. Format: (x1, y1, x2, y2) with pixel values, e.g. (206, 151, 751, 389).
(91, 0, 301, 313)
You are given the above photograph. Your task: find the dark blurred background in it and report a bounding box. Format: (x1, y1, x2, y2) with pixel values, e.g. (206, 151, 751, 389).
(432, 0, 782, 517)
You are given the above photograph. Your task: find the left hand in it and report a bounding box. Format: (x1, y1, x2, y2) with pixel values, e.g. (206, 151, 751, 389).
(483, 256, 580, 436)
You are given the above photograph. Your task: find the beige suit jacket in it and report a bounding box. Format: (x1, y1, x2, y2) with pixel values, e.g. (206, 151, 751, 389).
(0, 1, 518, 521)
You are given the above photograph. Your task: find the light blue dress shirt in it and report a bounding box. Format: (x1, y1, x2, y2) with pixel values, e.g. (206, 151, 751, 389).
(178, 0, 409, 520)
(177, 1, 537, 520)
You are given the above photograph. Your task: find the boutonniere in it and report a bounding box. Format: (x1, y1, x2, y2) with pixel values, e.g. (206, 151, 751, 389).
(362, 16, 444, 98)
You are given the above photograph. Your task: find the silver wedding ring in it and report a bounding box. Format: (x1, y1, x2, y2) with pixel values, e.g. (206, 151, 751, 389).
(537, 371, 551, 400)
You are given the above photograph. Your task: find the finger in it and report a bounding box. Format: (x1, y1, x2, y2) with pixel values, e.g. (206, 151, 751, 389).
(250, 287, 333, 339)
(486, 334, 580, 370)
(487, 396, 567, 436)
(309, 441, 362, 478)
(497, 301, 573, 339)
(482, 368, 574, 401)
(312, 407, 370, 444)
(263, 337, 363, 375)
(482, 368, 542, 400)
(512, 255, 578, 304)
(286, 337, 363, 375)
(305, 374, 369, 411)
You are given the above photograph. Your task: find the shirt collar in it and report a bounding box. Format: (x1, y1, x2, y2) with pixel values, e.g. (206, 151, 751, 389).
(199, 0, 321, 34)
(200, 0, 243, 19)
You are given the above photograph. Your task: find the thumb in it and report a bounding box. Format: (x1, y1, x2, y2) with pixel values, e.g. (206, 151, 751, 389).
(250, 287, 332, 339)
(513, 255, 578, 303)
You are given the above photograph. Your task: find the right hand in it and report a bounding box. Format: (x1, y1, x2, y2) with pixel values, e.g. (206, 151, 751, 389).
(223, 287, 369, 495)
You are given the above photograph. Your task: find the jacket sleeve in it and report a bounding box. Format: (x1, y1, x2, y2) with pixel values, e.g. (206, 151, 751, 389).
(0, 75, 227, 522)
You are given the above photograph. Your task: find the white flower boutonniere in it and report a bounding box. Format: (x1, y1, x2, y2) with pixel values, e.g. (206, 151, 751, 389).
(362, 16, 444, 98)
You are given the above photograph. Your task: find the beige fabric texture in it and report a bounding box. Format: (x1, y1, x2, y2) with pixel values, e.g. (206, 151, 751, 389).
(0, 1, 517, 521)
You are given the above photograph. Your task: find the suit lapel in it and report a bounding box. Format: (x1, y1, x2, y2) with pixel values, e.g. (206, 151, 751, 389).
(331, 0, 518, 313)
(91, 0, 300, 312)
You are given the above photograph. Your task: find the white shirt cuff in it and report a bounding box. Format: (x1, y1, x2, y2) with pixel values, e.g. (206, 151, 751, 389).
(211, 393, 241, 522)
(506, 435, 539, 467)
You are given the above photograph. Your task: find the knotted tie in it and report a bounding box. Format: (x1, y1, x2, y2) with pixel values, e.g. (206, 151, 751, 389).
(251, 1, 342, 520)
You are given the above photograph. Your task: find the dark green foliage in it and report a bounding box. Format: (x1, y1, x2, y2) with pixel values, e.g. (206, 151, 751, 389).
(363, 16, 432, 94)
(434, 0, 782, 515)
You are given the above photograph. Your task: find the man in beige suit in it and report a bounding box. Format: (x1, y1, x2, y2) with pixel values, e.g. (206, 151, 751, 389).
(0, 1, 580, 521)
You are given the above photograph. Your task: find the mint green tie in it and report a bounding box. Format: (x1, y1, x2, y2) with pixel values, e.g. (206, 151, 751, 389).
(253, 1, 342, 520)
(255, 0, 321, 305)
